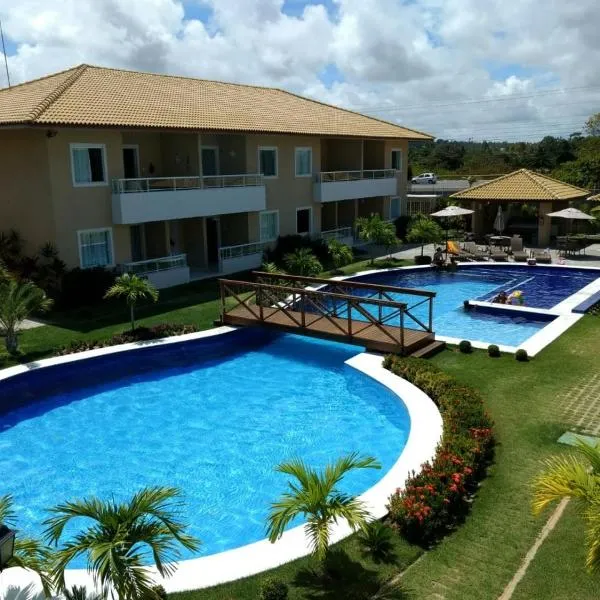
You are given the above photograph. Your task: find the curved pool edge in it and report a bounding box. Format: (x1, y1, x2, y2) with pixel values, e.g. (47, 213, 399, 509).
(332, 262, 600, 357)
(1, 330, 442, 596)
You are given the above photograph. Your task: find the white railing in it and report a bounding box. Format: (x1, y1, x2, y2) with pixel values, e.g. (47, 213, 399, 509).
(316, 169, 396, 183)
(123, 254, 188, 275)
(319, 227, 353, 242)
(112, 174, 264, 194)
(219, 241, 270, 261)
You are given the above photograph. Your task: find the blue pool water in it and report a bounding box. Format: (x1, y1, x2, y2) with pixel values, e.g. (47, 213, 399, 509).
(0, 331, 409, 565)
(341, 265, 600, 347)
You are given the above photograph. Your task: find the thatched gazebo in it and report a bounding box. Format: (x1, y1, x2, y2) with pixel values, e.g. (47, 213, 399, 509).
(450, 169, 589, 246)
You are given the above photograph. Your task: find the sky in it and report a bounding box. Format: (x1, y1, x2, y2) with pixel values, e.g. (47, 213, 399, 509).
(0, 0, 598, 141)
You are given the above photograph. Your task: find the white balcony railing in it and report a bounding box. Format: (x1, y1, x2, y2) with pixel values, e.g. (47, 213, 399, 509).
(219, 241, 270, 261)
(112, 174, 263, 194)
(315, 169, 396, 183)
(319, 227, 353, 242)
(123, 253, 188, 275)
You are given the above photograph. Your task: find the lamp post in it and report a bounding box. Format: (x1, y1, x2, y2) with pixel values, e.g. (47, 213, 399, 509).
(0, 524, 15, 571)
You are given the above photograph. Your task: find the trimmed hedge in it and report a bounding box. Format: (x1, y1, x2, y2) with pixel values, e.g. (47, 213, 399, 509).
(54, 324, 200, 356)
(384, 356, 494, 546)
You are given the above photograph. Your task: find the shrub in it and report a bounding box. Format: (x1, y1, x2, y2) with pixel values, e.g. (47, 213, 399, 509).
(487, 344, 500, 357)
(357, 520, 395, 562)
(265, 235, 329, 267)
(149, 585, 168, 600)
(458, 340, 472, 353)
(54, 324, 200, 356)
(515, 348, 529, 362)
(59, 267, 117, 309)
(414, 255, 432, 265)
(385, 357, 494, 546)
(260, 578, 288, 600)
(283, 248, 322, 277)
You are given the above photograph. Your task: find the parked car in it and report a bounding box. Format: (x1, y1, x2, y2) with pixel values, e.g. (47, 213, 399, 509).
(412, 172, 437, 184)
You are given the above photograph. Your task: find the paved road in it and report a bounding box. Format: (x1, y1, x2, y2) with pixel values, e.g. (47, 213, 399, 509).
(409, 179, 470, 194)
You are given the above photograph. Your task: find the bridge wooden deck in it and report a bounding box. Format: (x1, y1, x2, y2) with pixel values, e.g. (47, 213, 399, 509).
(219, 273, 441, 356)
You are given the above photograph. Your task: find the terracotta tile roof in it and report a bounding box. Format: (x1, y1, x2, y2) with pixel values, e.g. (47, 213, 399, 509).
(0, 64, 432, 139)
(589, 193, 600, 201)
(450, 169, 589, 201)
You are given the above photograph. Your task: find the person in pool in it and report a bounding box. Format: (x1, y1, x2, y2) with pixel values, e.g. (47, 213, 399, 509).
(493, 291, 508, 304)
(433, 247, 445, 267)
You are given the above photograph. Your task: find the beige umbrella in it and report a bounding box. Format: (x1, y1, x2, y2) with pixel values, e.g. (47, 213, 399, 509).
(431, 205, 475, 255)
(547, 207, 595, 237)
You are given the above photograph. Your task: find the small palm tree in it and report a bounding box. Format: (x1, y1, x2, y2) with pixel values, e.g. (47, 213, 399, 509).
(104, 273, 159, 332)
(406, 216, 444, 256)
(0, 495, 54, 597)
(267, 452, 381, 561)
(283, 248, 322, 277)
(0, 279, 53, 354)
(327, 239, 353, 270)
(355, 215, 400, 263)
(532, 441, 600, 571)
(44, 486, 200, 600)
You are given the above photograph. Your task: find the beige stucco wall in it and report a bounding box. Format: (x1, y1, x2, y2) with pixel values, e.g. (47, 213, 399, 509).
(245, 134, 321, 237)
(338, 199, 356, 227)
(45, 127, 131, 267)
(363, 140, 385, 170)
(161, 133, 200, 177)
(321, 138, 362, 171)
(384, 139, 408, 199)
(0, 129, 55, 256)
(181, 217, 205, 266)
(220, 213, 249, 246)
(200, 133, 247, 175)
(122, 131, 164, 177)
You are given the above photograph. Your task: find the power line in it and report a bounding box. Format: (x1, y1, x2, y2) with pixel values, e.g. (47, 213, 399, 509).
(0, 20, 10, 88)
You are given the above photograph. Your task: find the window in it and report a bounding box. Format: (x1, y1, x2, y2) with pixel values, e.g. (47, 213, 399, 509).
(78, 228, 114, 268)
(71, 144, 108, 186)
(390, 196, 401, 219)
(258, 147, 278, 178)
(260, 210, 279, 242)
(296, 207, 312, 235)
(391, 149, 402, 171)
(295, 147, 312, 177)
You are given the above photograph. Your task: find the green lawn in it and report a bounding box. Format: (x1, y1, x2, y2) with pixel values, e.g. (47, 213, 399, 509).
(2, 260, 598, 598)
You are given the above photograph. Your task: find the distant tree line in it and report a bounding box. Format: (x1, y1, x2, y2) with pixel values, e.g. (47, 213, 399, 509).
(409, 112, 600, 191)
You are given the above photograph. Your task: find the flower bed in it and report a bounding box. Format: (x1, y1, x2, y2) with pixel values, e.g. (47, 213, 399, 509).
(384, 356, 495, 546)
(54, 324, 200, 356)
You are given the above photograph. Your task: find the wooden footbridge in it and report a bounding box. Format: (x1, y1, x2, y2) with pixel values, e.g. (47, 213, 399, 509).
(218, 272, 444, 356)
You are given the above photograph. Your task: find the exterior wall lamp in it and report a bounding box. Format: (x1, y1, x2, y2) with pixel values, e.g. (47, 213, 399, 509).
(0, 524, 16, 571)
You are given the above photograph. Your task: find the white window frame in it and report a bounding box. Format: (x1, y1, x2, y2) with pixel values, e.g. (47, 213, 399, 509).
(201, 145, 220, 176)
(295, 206, 313, 236)
(70, 143, 109, 187)
(122, 144, 140, 178)
(258, 146, 278, 179)
(294, 146, 313, 178)
(259, 210, 280, 242)
(391, 148, 403, 172)
(77, 227, 115, 269)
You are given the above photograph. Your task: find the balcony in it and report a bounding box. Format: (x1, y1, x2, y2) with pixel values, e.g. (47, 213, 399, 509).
(112, 174, 266, 224)
(123, 254, 190, 289)
(314, 169, 398, 203)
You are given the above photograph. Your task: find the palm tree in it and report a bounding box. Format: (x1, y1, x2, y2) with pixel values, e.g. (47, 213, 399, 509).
(355, 215, 400, 263)
(43, 487, 200, 600)
(327, 239, 353, 270)
(104, 273, 159, 332)
(406, 216, 443, 256)
(283, 248, 322, 277)
(266, 452, 381, 561)
(0, 495, 54, 597)
(0, 279, 53, 354)
(532, 441, 600, 571)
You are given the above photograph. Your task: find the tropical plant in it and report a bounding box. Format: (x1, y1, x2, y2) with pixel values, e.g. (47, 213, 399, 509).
(260, 261, 283, 274)
(355, 215, 400, 263)
(283, 248, 322, 277)
(406, 217, 444, 256)
(532, 441, 600, 571)
(43, 486, 200, 600)
(0, 495, 54, 597)
(266, 452, 381, 561)
(327, 239, 353, 270)
(260, 578, 288, 600)
(0, 279, 53, 354)
(357, 520, 395, 563)
(104, 273, 159, 332)
(63, 585, 104, 600)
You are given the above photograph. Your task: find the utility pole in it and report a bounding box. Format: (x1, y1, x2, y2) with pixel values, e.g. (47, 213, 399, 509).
(0, 20, 10, 88)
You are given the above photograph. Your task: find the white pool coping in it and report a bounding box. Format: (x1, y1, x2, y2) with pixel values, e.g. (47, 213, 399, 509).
(1, 332, 442, 596)
(334, 262, 600, 357)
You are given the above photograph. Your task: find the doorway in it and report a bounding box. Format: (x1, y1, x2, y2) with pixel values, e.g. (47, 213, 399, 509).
(122, 146, 140, 178)
(130, 224, 144, 262)
(201, 147, 219, 176)
(206, 218, 220, 266)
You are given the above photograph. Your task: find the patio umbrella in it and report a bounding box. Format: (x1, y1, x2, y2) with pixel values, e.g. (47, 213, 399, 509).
(430, 205, 475, 255)
(493, 205, 505, 234)
(547, 207, 595, 237)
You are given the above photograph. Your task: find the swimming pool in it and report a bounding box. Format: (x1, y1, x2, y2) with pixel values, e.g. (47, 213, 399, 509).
(341, 265, 600, 347)
(0, 330, 411, 566)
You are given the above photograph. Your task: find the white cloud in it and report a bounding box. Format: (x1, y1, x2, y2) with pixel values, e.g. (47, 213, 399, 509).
(0, 0, 598, 140)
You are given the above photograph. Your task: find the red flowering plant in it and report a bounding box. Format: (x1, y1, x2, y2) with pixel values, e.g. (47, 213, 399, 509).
(384, 356, 495, 546)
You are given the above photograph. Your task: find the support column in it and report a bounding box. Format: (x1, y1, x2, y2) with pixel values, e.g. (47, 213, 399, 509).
(164, 221, 171, 256)
(538, 202, 552, 247)
(334, 201, 339, 229)
(354, 198, 359, 220)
